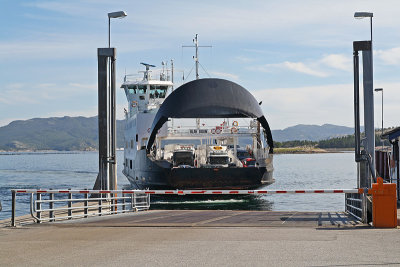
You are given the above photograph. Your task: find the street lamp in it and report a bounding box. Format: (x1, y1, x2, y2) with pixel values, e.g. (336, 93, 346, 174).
(375, 88, 384, 147)
(354, 12, 373, 42)
(108, 11, 127, 47)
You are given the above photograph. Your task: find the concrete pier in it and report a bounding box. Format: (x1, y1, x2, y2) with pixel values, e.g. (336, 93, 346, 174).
(1, 210, 400, 266)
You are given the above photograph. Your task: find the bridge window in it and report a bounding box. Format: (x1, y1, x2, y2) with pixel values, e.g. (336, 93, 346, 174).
(138, 85, 146, 94)
(130, 160, 132, 169)
(149, 85, 168, 99)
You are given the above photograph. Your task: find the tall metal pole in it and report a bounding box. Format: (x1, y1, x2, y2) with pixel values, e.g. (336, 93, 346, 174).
(194, 34, 199, 80)
(171, 59, 174, 130)
(381, 89, 384, 147)
(370, 17, 373, 44)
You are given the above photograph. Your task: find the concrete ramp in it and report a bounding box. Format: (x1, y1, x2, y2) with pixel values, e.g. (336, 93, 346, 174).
(56, 210, 364, 228)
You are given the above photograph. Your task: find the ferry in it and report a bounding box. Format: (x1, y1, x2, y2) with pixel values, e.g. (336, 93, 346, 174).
(121, 40, 274, 190)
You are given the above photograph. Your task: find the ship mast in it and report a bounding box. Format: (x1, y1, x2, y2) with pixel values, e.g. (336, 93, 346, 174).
(182, 34, 212, 129)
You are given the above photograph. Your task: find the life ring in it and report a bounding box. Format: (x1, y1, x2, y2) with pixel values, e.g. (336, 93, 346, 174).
(131, 101, 138, 108)
(232, 121, 238, 127)
(215, 128, 221, 134)
(231, 127, 238, 133)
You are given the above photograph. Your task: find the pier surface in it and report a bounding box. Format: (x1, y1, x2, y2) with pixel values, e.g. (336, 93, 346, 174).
(1, 210, 400, 266)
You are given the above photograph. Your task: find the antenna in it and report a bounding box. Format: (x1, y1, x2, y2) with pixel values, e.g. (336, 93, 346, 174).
(140, 62, 156, 80)
(182, 34, 212, 129)
(182, 34, 212, 80)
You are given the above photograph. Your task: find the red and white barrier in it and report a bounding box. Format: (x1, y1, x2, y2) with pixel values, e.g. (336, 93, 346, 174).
(12, 188, 367, 195)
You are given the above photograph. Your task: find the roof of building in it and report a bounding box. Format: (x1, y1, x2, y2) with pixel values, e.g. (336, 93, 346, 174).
(382, 126, 400, 141)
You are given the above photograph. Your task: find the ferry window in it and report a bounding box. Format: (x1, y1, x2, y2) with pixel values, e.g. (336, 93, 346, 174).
(149, 85, 167, 99)
(139, 95, 145, 100)
(130, 160, 132, 169)
(138, 85, 146, 94)
(136, 134, 138, 142)
(127, 85, 137, 94)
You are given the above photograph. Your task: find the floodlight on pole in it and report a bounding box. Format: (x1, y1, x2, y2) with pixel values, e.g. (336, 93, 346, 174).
(354, 12, 373, 42)
(108, 11, 127, 47)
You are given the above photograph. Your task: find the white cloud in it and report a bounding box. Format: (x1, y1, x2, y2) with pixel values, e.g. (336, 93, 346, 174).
(210, 71, 239, 81)
(320, 54, 352, 72)
(282, 62, 328, 77)
(252, 61, 328, 77)
(69, 83, 97, 90)
(250, 53, 352, 77)
(235, 56, 256, 63)
(253, 82, 400, 129)
(375, 47, 400, 65)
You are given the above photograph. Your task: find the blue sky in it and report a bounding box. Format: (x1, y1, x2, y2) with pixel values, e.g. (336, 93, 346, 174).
(0, 0, 399, 129)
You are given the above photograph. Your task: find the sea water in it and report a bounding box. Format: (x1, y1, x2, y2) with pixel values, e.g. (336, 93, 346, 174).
(0, 151, 356, 220)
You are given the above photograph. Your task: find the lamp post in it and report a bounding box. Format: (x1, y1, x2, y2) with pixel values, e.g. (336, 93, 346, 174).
(375, 88, 384, 148)
(106, 11, 126, 192)
(108, 11, 127, 47)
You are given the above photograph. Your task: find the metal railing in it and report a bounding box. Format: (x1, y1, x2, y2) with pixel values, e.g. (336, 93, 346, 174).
(11, 189, 150, 226)
(11, 188, 369, 226)
(345, 192, 367, 222)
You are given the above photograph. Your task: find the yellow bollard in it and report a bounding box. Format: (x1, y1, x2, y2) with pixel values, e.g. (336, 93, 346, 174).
(371, 177, 397, 228)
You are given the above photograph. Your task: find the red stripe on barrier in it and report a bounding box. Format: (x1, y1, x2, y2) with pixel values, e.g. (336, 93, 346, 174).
(212, 191, 222, 194)
(145, 191, 155, 194)
(122, 191, 134, 194)
(16, 190, 26, 193)
(248, 191, 254, 194)
(314, 190, 324, 193)
(59, 191, 70, 193)
(79, 190, 89, 194)
(178, 191, 184, 194)
(258, 190, 268, 194)
(295, 190, 306, 193)
(100, 190, 111, 194)
(276, 191, 287, 193)
(37, 190, 47, 193)
(165, 191, 174, 194)
(333, 190, 344, 193)
(229, 191, 239, 194)
(191, 191, 206, 194)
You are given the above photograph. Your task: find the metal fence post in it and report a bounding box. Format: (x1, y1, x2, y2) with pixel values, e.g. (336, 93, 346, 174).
(362, 191, 367, 223)
(122, 192, 126, 213)
(99, 194, 102, 216)
(84, 189, 88, 218)
(133, 192, 137, 211)
(49, 191, 54, 222)
(111, 193, 115, 213)
(11, 190, 16, 227)
(68, 189, 72, 219)
(36, 192, 41, 223)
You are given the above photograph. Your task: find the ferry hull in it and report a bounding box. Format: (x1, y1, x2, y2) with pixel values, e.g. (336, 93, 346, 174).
(124, 162, 274, 190)
(167, 167, 273, 189)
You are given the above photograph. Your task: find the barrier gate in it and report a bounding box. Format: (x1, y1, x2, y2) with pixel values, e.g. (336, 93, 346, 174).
(10, 188, 368, 227)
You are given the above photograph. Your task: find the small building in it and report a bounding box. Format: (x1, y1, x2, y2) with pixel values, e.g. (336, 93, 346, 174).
(380, 127, 400, 200)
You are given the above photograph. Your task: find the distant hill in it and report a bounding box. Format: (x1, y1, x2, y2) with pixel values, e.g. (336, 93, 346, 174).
(0, 116, 356, 151)
(272, 124, 354, 142)
(0, 116, 124, 151)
